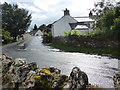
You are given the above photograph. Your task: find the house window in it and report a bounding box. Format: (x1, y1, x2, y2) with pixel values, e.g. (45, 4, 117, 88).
(75, 25, 88, 30)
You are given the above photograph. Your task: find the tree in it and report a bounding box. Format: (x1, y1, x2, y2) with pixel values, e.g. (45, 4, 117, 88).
(33, 24, 38, 30)
(89, 0, 118, 30)
(111, 17, 120, 31)
(1, 2, 32, 39)
(101, 10, 115, 30)
(45, 24, 52, 33)
(89, 11, 93, 17)
(38, 24, 47, 32)
(89, 0, 115, 20)
(115, 6, 120, 18)
(42, 24, 52, 43)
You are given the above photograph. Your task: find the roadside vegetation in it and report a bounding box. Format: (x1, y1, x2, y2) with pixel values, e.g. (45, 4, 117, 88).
(89, 0, 120, 40)
(0, 29, 14, 46)
(1, 2, 32, 45)
(41, 24, 53, 43)
(64, 30, 81, 36)
(48, 43, 120, 56)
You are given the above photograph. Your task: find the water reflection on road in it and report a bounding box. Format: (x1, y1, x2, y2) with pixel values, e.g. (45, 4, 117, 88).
(2, 36, 119, 88)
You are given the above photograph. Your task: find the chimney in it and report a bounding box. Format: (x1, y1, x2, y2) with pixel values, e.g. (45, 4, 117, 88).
(64, 8, 70, 16)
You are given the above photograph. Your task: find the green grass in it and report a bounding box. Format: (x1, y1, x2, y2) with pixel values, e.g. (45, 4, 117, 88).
(48, 43, 120, 56)
(0, 41, 17, 46)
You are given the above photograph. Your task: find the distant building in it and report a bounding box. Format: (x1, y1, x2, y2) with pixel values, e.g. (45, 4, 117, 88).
(29, 30, 43, 36)
(51, 8, 95, 37)
(22, 33, 31, 40)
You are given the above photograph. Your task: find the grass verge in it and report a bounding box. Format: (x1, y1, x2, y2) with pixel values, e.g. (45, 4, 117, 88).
(48, 43, 120, 56)
(0, 41, 17, 46)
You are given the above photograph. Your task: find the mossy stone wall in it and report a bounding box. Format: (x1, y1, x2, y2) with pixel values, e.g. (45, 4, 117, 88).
(52, 36, 119, 49)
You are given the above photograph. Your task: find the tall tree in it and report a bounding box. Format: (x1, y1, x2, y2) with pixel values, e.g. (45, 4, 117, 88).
(89, 0, 115, 20)
(33, 24, 38, 30)
(101, 10, 115, 30)
(89, 0, 116, 30)
(1, 2, 32, 39)
(89, 11, 93, 17)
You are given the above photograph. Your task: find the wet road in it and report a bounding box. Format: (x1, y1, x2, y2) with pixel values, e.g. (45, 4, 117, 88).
(2, 36, 119, 88)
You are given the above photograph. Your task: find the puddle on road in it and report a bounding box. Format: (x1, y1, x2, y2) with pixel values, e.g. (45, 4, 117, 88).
(48, 48, 60, 52)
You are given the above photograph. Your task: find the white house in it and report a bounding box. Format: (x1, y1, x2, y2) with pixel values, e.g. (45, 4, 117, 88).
(51, 8, 94, 37)
(29, 30, 43, 36)
(34, 30, 43, 36)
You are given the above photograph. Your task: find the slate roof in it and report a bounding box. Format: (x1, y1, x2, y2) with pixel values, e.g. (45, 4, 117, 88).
(29, 30, 43, 35)
(29, 30, 38, 35)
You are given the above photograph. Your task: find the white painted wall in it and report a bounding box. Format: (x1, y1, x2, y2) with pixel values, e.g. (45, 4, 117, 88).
(52, 15, 77, 37)
(35, 30, 43, 36)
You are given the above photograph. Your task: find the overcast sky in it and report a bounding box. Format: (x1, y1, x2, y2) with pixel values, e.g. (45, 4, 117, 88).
(1, 0, 119, 30)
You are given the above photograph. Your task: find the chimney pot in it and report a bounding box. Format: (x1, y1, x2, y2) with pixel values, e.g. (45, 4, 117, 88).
(64, 8, 70, 16)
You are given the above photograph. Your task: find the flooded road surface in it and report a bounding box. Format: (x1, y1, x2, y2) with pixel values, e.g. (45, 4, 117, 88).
(2, 36, 119, 88)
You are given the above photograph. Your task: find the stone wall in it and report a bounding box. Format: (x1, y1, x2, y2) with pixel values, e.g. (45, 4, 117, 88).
(52, 36, 119, 49)
(1, 54, 119, 89)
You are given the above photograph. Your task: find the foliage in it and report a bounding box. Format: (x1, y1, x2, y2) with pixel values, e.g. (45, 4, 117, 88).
(49, 43, 120, 55)
(44, 32, 52, 37)
(64, 30, 71, 36)
(47, 32, 52, 37)
(64, 30, 81, 36)
(89, 0, 117, 31)
(38, 24, 47, 32)
(89, 29, 105, 36)
(110, 17, 120, 39)
(115, 6, 120, 18)
(33, 24, 38, 30)
(89, 11, 93, 17)
(71, 30, 81, 36)
(1, 2, 32, 38)
(84, 31, 89, 36)
(45, 24, 52, 33)
(101, 10, 115, 30)
(88, 1, 120, 39)
(2, 29, 11, 40)
(42, 24, 52, 43)
(111, 17, 120, 30)
(1, 29, 12, 44)
(83, 30, 104, 36)
(90, 0, 115, 20)
(0, 29, 2, 37)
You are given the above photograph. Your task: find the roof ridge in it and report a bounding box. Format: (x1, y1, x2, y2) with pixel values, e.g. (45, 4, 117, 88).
(74, 16, 89, 18)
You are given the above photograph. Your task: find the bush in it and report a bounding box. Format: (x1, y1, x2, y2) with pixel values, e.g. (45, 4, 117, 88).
(64, 30, 81, 36)
(89, 29, 106, 36)
(64, 30, 72, 36)
(84, 31, 89, 36)
(101, 10, 115, 30)
(111, 17, 120, 31)
(2, 29, 12, 44)
(110, 17, 120, 39)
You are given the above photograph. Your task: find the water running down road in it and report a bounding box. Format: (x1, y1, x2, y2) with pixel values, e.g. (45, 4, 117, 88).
(2, 36, 119, 88)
